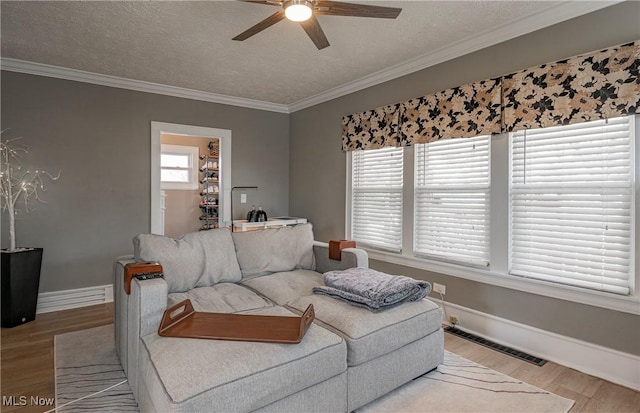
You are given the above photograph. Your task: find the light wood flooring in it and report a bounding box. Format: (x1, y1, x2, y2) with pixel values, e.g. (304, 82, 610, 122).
(1, 303, 638, 413)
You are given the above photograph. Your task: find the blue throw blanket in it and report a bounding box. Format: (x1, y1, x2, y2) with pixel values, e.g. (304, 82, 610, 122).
(312, 267, 431, 312)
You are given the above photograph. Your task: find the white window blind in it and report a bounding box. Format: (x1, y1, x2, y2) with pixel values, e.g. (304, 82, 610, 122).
(414, 136, 491, 266)
(510, 116, 634, 295)
(351, 147, 404, 251)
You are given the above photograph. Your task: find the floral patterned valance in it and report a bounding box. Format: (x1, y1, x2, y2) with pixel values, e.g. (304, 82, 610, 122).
(502, 41, 639, 132)
(399, 79, 502, 145)
(341, 103, 406, 151)
(341, 40, 639, 152)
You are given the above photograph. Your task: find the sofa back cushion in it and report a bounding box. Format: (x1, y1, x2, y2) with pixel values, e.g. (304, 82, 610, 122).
(232, 223, 315, 279)
(133, 228, 242, 293)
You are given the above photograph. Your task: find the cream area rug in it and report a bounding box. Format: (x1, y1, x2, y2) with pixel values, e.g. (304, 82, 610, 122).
(54, 324, 137, 412)
(356, 352, 574, 413)
(55, 324, 574, 413)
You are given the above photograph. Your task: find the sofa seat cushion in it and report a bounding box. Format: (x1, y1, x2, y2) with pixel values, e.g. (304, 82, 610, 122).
(134, 228, 241, 293)
(242, 270, 323, 306)
(287, 295, 442, 366)
(168, 283, 273, 313)
(232, 223, 316, 279)
(140, 305, 346, 411)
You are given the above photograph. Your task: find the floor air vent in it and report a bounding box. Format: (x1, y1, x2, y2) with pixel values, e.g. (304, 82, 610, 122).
(445, 326, 547, 366)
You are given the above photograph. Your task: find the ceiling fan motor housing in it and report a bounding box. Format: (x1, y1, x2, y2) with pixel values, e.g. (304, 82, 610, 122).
(284, 0, 315, 21)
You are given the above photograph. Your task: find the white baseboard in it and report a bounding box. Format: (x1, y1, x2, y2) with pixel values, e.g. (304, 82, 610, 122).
(432, 298, 640, 391)
(37, 284, 114, 314)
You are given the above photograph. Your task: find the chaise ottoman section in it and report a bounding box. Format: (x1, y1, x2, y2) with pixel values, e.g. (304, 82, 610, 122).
(347, 329, 444, 410)
(137, 305, 347, 413)
(286, 294, 444, 410)
(286, 294, 442, 365)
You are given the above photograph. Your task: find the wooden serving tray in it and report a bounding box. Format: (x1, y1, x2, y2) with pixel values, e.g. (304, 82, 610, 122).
(158, 299, 315, 344)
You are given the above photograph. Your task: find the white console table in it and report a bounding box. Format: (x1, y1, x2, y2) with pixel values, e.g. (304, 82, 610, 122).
(232, 217, 307, 232)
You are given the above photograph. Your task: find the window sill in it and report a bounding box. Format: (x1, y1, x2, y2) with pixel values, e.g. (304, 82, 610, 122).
(366, 249, 640, 316)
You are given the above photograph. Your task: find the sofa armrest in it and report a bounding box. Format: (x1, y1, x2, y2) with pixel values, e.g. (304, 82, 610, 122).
(130, 278, 169, 337)
(114, 257, 134, 373)
(114, 258, 168, 399)
(128, 277, 168, 397)
(313, 241, 368, 273)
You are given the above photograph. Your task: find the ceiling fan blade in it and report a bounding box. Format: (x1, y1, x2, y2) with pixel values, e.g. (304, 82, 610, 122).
(233, 10, 286, 41)
(238, 0, 282, 6)
(315, 1, 401, 18)
(299, 15, 330, 50)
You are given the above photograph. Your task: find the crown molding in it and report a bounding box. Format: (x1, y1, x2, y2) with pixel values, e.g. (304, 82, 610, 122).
(0, 58, 290, 114)
(0, 1, 621, 115)
(287, 0, 622, 113)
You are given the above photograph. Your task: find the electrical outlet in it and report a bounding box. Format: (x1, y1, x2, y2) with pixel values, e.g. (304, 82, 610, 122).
(449, 315, 459, 325)
(433, 283, 446, 295)
(240, 193, 247, 203)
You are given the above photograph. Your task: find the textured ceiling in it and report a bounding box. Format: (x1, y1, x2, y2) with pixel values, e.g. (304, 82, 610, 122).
(0, 1, 615, 106)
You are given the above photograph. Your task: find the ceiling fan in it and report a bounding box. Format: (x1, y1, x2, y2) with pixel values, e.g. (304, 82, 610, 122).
(233, 0, 402, 50)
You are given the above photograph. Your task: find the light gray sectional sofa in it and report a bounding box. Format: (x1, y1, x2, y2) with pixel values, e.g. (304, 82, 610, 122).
(114, 224, 444, 412)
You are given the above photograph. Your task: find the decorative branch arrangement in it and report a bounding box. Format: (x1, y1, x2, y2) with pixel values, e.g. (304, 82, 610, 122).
(0, 131, 60, 251)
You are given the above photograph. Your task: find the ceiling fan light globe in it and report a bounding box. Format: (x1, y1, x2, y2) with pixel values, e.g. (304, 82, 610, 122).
(284, 1, 313, 22)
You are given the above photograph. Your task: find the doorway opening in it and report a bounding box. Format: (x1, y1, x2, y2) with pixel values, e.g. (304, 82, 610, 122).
(151, 122, 231, 235)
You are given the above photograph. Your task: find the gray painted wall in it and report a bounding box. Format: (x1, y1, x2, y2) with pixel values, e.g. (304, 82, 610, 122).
(1, 72, 290, 292)
(289, 2, 640, 355)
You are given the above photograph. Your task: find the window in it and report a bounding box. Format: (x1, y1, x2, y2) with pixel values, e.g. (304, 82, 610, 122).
(161, 144, 199, 190)
(414, 136, 491, 266)
(510, 117, 634, 295)
(350, 147, 403, 251)
(347, 115, 636, 308)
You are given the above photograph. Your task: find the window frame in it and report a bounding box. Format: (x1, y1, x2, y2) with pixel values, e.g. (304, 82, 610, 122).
(345, 115, 639, 315)
(160, 144, 199, 190)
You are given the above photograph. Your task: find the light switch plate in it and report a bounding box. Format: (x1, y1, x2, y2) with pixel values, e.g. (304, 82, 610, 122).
(240, 193, 247, 203)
